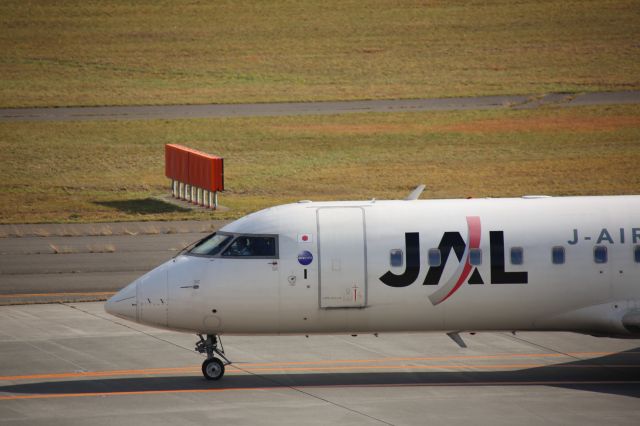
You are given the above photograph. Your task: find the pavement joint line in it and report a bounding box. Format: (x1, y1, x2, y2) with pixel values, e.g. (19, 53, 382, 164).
(227, 360, 396, 426)
(505, 330, 640, 375)
(62, 303, 198, 355)
(0, 319, 89, 373)
(497, 333, 640, 393)
(499, 332, 583, 362)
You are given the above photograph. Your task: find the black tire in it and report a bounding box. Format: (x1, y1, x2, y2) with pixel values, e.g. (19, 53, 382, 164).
(202, 358, 225, 380)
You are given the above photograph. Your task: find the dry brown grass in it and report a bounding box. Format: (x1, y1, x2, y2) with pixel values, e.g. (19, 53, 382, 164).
(0, 0, 638, 107)
(0, 104, 638, 224)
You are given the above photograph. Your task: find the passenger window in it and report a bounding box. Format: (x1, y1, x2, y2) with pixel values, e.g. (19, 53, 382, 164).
(189, 233, 233, 256)
(594, 245, 607, 264)
(428, 248, 441, 267)
(390, 249, 403, 267)
(469, 248, 482, 266)
(635, 246, 640, 263)
(222, 236, 277, 257)
(510, 247, 524, 265)
(552, 246, 565, 264)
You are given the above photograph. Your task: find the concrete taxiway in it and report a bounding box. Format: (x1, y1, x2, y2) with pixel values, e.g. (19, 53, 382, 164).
(0, 302, 638, 425)
(1, 225, 639, 424)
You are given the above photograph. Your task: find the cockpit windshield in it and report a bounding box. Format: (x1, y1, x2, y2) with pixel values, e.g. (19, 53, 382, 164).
(187, 232, 279, 258)
(222, 236, 277, 257)
(188, 233, 233, 256)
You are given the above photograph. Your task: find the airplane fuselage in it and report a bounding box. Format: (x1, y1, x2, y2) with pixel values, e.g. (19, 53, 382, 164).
(106, 196, 640, 338)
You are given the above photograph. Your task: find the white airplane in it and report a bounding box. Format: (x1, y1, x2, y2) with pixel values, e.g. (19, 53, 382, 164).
(105, 189, 640, 380)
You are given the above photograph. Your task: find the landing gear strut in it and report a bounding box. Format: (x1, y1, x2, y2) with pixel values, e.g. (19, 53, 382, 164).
(195, 334, 231, 380)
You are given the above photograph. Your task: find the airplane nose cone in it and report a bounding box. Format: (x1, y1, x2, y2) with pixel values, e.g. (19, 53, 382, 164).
(105, 280, 137, 321)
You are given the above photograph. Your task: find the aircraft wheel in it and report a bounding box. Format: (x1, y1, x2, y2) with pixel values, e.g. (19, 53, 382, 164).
(202, 358, 225, 380)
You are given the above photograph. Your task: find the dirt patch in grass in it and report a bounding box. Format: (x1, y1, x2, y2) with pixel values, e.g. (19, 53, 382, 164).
(440, 115, 640, 134)
(271, 123, 418, 135)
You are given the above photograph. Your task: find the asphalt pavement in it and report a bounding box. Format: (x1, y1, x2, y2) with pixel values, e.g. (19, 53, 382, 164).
(1, 91, 638, 122)
(0, 221, 228, 304)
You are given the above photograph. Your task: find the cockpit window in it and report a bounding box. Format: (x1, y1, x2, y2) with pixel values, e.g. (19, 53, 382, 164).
(188, 233, 233, 256)
(222, 236, 277, 258)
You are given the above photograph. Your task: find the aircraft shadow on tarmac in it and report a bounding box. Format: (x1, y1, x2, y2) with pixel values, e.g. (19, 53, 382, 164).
(2, 348, 639, 399)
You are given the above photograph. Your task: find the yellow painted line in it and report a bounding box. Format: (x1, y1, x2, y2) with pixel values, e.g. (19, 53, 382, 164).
(0, 292, 115, 299)
(1, 381, 639, 401)
(0, 387, 270, 401)
(0, 351, 616, 381)
(1, 354, 633, 381)
(0, 367, 199, 381)
(0, 351, 622, 381)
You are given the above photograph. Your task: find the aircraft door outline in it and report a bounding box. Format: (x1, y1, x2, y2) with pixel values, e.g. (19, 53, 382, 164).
(316, 207, 368, 308)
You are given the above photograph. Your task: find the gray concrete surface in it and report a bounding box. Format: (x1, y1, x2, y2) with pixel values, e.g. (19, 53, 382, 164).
(0, 233, 204, 255)
(0, 302, 638, 425)
(1, 91, 638, 122)
(0, 219, 229, 238)
(0, 222, 230, 304)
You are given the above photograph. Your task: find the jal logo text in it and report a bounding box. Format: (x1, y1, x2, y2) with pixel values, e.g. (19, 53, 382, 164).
(379, 217, 528, 305)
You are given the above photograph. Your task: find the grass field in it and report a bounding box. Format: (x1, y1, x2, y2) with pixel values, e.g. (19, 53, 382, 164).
(0, 104, 638, 224)
(1, 0, 638, 107)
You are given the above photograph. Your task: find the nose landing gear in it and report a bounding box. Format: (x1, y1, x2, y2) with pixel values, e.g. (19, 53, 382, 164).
(202, 357, 224, 380)
(196, 334, 231, 380)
